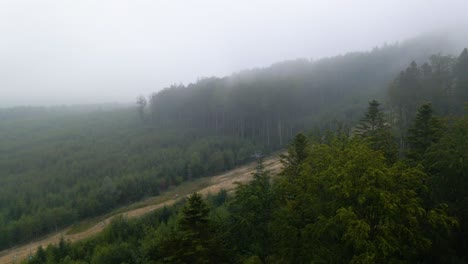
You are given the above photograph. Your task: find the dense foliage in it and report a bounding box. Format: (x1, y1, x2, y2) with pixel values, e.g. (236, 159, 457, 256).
(142, 36, 454, 147)
(388, 49, 468, 137)
(1, 34, 466, 259)
(0, 109, 261, 249)
(24, 118, 467, 263)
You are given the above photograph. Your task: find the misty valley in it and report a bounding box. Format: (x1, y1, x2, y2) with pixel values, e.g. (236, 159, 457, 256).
(1, 2, 468, 263)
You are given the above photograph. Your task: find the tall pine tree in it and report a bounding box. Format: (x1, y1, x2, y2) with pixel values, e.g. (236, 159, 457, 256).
(407, 103, 443, 162)
(280, 133, 308, 177)
(356, 100, 397, 163)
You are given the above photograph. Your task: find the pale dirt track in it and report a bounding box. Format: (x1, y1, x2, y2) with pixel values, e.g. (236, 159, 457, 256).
(0, 156, 282, 264)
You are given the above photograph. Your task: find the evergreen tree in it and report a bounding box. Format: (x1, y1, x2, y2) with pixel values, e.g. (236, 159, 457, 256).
(179, 192, 210, 234)
(356, 100, 397, 162)
(407, 103, 443, 161)
(273, 137, 456, 263)
(389, 61, 423, 131)
(280, 133, 308, 177)
(29, 246, 46, 264)
(156, 193, 226, 264)
(425, 115, 468, 261)
(356, 100, 386, 133)
(228, 158, 273, 262)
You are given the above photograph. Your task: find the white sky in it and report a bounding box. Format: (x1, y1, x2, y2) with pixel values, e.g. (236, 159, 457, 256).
(1, 0, 467, 107)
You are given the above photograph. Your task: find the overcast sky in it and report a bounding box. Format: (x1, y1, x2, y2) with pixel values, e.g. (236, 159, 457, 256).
(1, 0, 467, 107)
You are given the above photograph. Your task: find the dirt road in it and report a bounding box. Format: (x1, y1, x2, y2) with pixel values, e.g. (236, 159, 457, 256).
(0, 156, 282, 264)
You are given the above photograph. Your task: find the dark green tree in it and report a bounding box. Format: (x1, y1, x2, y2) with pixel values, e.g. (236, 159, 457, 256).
(155, 193, 226, 264)
(356, 100, 386, 133)
(90, 242, 134, 264)
(388, 61, 423, 132)
(425, 115, 468, 261)
(280, 133, 308, 177)
(407, 103, 443, 161)
(179, 192, 210, 234)
(356, 100, 397, 162)
(228, 158, 274, 262)
(273, 137, 456, 263)
(28, 246, 46, 264)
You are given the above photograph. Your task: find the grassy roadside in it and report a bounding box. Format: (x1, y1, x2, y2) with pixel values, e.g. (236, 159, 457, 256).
(65, 172, 217, 235)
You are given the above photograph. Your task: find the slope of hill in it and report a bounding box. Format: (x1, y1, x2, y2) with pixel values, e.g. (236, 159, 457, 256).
(0, 156, 282, 264)
(0, 108, 262, 250)
(0, 33, 462, 250)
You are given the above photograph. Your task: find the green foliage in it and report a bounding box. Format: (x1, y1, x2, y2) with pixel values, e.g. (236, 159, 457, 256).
(273, 137, 456, 263)
(407, 103, 443, 162)
(90, 242, 135, 264)
(355, 100, 397, 163)
(179, 193, 210, 233)
(228, 158, 274, 262)
(280, 133, 308, 177)
(425, 115, 468, 260)
(0, 108, 260, 250)
(11, 42, 468, 263)
(388, 49, 468, 135)
(25, 130, 464, 263)
(27, 246, 46, 264)
(145, 193, 228, 263)
(356, 100, 387, 133)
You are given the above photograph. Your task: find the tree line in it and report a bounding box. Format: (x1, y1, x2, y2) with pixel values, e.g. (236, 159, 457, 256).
(137, 37, 457, 148)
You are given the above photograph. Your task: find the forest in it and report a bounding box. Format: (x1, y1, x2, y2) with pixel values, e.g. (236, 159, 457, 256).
(0, 34, 466, 262)
(23, 99, 468, 263)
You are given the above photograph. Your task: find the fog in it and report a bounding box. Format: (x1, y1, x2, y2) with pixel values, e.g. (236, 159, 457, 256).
(1, 0, 467, 107)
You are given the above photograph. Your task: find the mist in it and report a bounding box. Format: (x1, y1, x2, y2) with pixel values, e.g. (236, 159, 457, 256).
(1, 0, 467, 107)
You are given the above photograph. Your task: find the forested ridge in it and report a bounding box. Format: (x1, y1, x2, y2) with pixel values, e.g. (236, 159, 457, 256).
(0, 34, 467, 262)
(140, 34, 458, 147)
(23, 105, 468, 263)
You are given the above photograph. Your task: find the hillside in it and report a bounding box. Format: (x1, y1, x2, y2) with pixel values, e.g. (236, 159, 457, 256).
(0, 108, 262, 250)
(0, 33, 466, 252)
(0, 156, 282, 264)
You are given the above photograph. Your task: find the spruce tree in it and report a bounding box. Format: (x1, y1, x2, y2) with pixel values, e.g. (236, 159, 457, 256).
(163, 192, 226, 264)
(179, 192, 210, 233)
(228, 158, 273, 261)
(280, 133, 308, 176)
(29, 246, 46, 264)
(356, 100, 397, 163)
(356, 100, 386, 134)
(407, 103, 443, 161)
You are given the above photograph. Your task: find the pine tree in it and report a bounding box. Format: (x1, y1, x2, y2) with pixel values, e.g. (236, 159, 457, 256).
(407, 103, 443, 161)
(228, 158, 273, 261)
(162, 192, 226, 263)
(356, 100, 397, 163)
(388, 61, 423, 132)
(425, 115, 468, 261)
(356, 100, 386, 134)
(29, 246, 47, 264)
(179, 192, 210, 234)
(280, 133, 308, 177)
